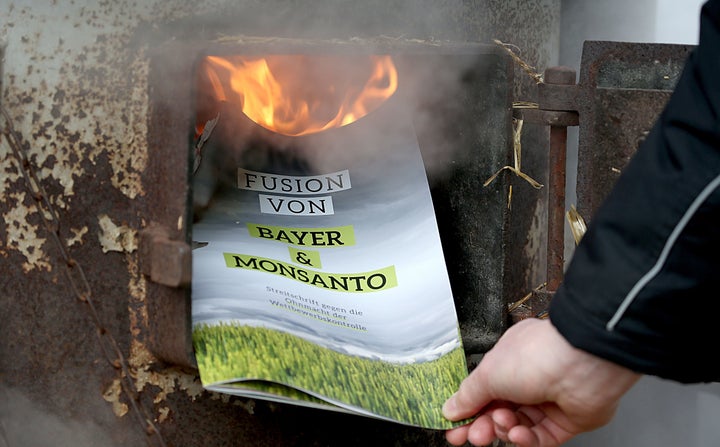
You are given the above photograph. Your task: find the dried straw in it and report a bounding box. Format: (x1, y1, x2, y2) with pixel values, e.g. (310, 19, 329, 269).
(566, 204, 587, 245)
(493, 39, 544, 84)
(512, 101, 539, 109)
(484, 118, 544, 209)
(507, 282, 547, 313)
(485, 40, 544, 208)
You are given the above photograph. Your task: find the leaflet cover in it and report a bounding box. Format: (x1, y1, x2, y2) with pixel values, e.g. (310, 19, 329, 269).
(191, 107, 467, 429)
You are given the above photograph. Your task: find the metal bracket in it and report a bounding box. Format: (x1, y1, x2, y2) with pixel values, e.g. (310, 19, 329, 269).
(139, 224, 191, 288)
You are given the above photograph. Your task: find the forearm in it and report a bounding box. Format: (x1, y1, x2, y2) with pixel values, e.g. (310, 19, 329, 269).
(550, 0, 720, 382)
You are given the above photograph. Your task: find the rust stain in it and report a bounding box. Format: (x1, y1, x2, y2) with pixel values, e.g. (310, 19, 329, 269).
(523, 199, 546, 286)
(1, 3, 196, 425)
(0, 1, 158, 271)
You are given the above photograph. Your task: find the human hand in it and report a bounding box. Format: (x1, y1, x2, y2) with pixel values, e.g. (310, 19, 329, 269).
(443, 318, 640, 446)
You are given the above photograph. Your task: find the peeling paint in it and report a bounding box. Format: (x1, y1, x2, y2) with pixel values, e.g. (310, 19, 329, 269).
(102, 378, 129, 418)
(157, 406, 170, 423)
(176, 371, 207, 401)
(0, 145, 22, 203)
(124, 250, 219, 418)
(128, 337, 205, 400)
(1, 0, 159, 269)
(127, 337, 206, 420)
(66, 226, 88, 247)
(126, 253, 148, 337)
(2, 191, 51, 272)
(106, 53, 149, 200)
(125, 247, 206, 423)
(97, 214, 137, 253)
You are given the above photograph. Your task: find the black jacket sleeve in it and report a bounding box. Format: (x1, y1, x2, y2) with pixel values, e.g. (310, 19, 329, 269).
(549, 0, 720, 383)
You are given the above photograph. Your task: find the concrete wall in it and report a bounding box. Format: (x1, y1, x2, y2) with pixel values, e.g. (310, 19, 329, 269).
(559, 1, 720, 446)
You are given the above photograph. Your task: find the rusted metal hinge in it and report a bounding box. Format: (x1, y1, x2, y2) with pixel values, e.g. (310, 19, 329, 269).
(139, 225, 195, 368)
(139, 225, 192, 288)
(510, 66, 579, 321)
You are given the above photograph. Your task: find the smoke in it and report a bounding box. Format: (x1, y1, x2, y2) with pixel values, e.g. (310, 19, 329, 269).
(158, 0, 483, 42)
(0, 1, 558, 446)
(192, 49, 489, 206)
(0, 385, 115, 447)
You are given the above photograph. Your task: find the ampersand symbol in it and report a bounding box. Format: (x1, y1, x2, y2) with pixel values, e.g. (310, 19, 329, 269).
(295, 251, 313, 266)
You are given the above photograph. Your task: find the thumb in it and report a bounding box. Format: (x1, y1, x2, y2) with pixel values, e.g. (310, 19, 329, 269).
(443, 365, 492, 421)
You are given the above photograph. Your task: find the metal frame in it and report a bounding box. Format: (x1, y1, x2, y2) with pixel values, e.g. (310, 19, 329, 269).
(511, 41, 693, 319)
(142, 39, 517, 366)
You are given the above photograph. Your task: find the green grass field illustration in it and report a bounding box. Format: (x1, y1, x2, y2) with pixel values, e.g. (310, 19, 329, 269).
(193, 322, 467, 429)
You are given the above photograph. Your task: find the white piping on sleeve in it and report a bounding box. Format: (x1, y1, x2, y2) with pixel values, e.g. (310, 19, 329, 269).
(606, 173, 720, 331)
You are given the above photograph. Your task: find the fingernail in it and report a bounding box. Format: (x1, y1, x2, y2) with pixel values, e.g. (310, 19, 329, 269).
(442, 393, 457, 418)
(495, 421, 508, 434)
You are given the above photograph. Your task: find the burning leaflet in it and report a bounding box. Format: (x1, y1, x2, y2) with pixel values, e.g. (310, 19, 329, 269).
(191, 49, 466, 428)
(200, 54, 398, 136)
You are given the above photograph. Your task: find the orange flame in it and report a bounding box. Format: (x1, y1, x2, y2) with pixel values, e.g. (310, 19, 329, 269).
(202, 55, 398, 136)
